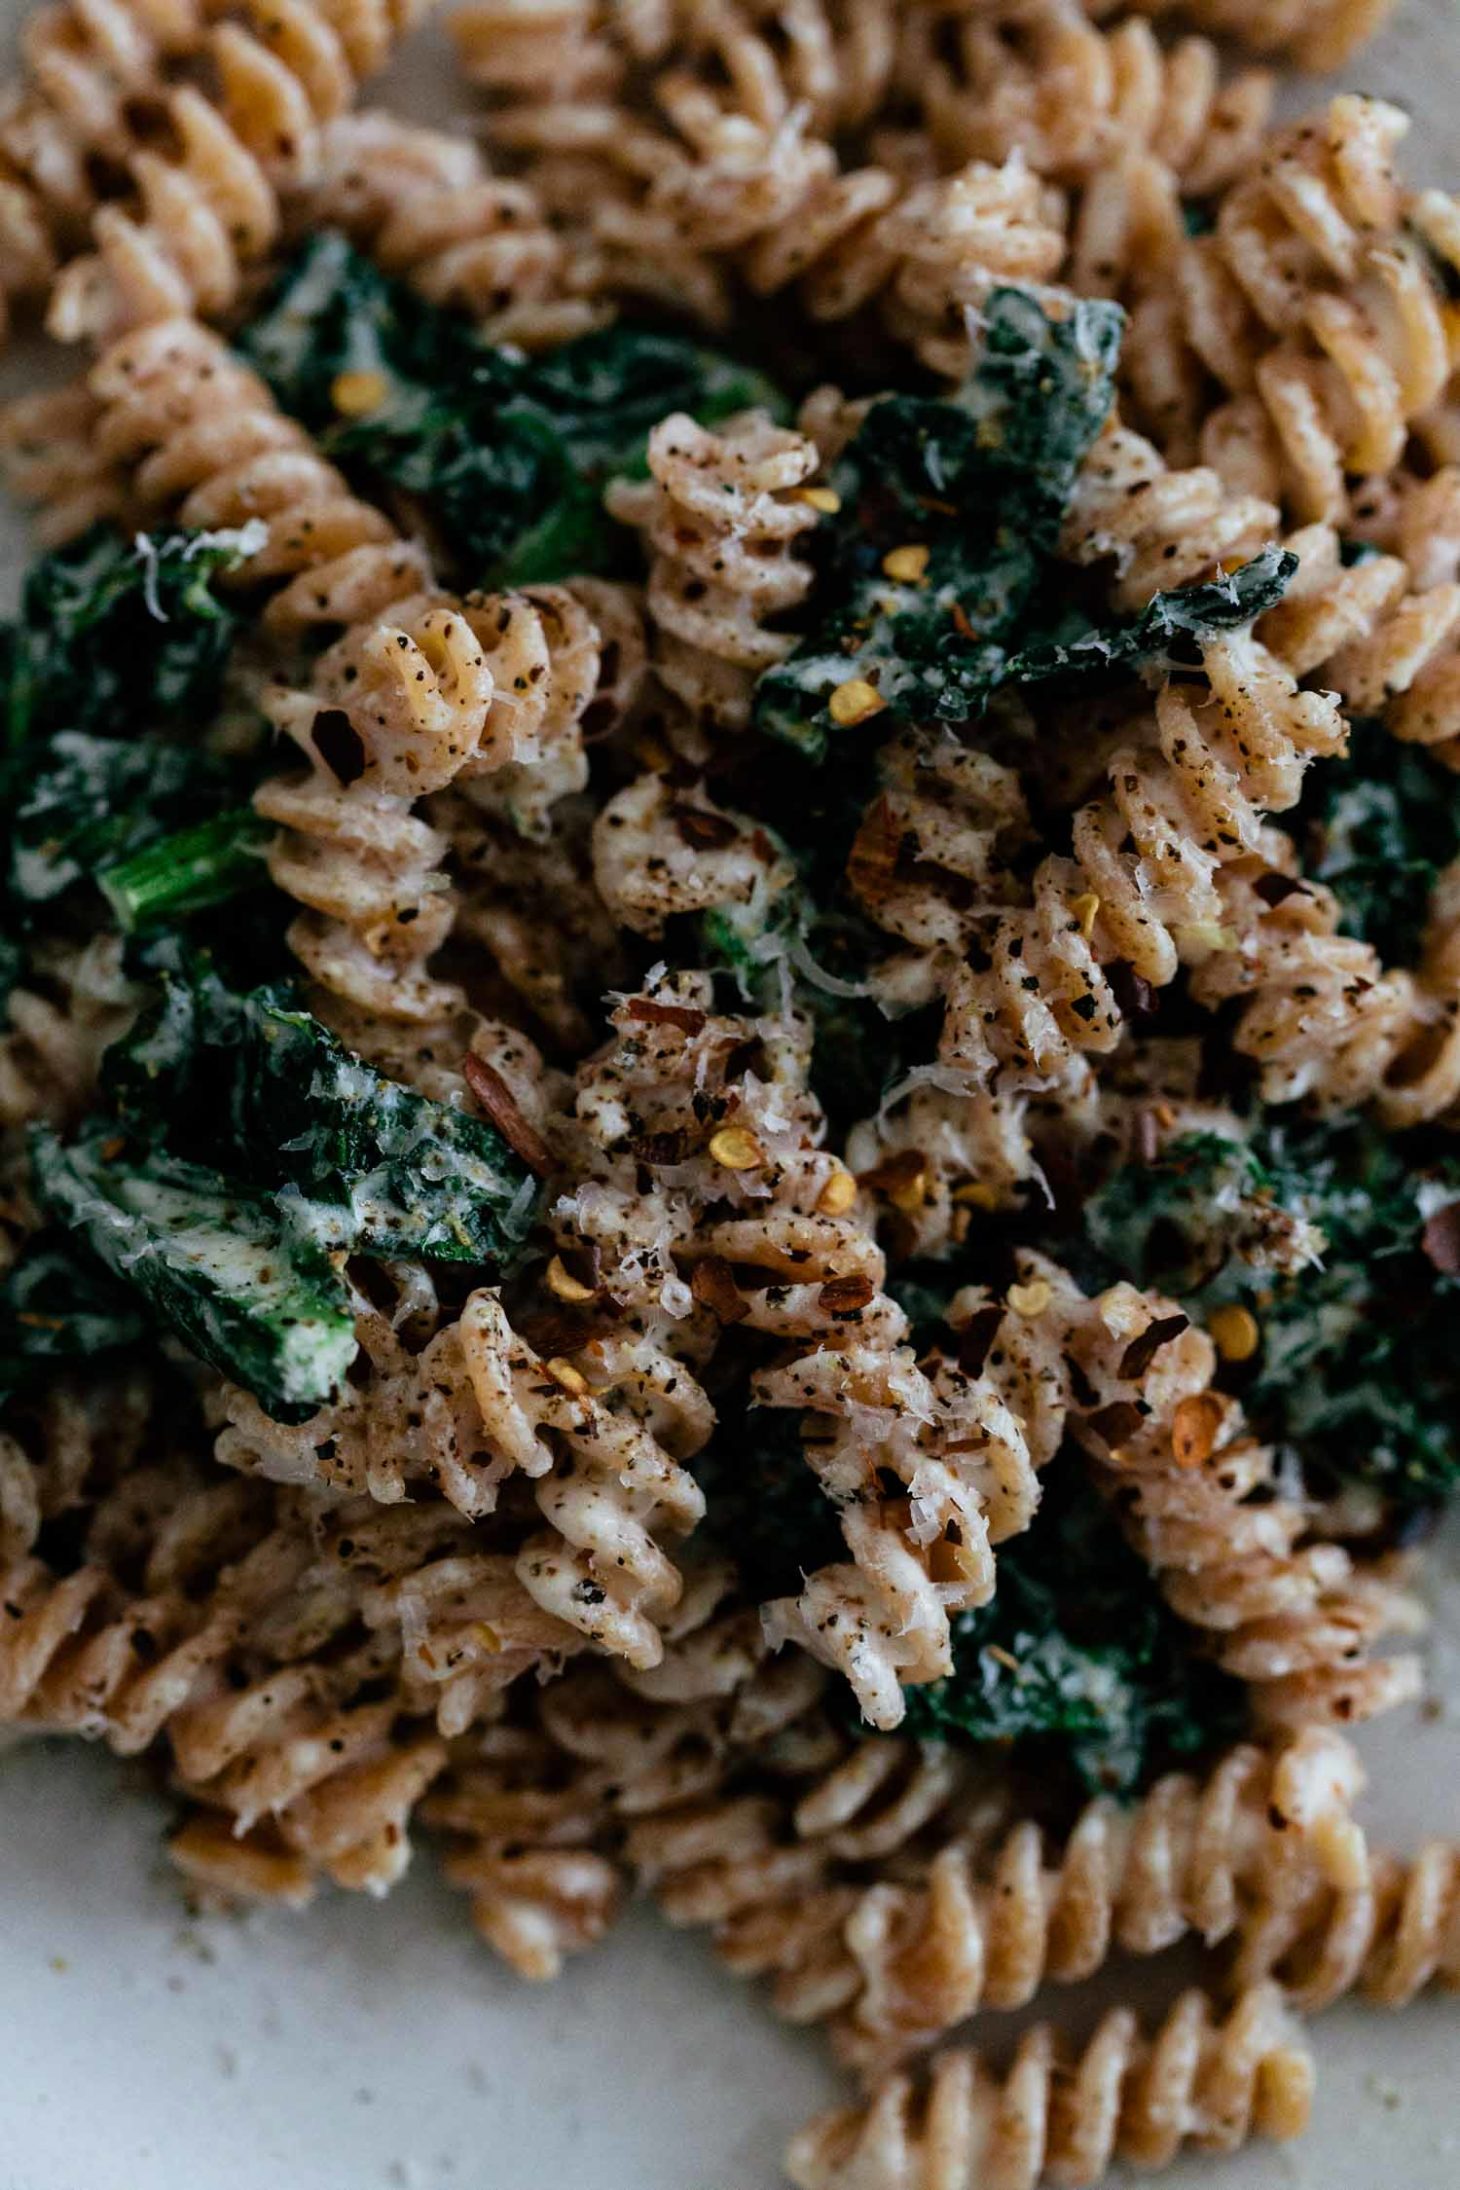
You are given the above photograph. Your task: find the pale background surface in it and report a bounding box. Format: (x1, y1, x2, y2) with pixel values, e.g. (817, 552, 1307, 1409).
(1, 3, 1459, 2184)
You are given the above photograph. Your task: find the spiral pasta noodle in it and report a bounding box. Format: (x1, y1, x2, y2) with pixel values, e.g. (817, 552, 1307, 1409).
(44, 0, 433, 345)
(556, 970, 1046, 1725)
(851, 638, 1344, 1102)
(895, 1, 1274, 197)
(0, 932, 145, 1127)
(785, 1983, 1314, 2190)
(826, 1728, 1367, 2070)
(1233, 1840, 1460, 2012)
(1045, 1259, 1424, 1727)
(1086, 0, 1397, 75)
(605, 408, 823, 733)
(303, 111, 604, 348)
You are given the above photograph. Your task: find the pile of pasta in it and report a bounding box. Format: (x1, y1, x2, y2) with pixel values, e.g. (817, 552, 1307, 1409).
(2, 0, 1459, 2183)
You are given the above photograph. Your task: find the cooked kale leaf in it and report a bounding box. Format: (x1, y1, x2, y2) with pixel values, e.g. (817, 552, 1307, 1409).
(1080, 1117, 1460, 1506)
(2, 523, 255, 754)
(29, 1122, 358, 1421)
(1291, 719, 1460, 965)
(1004, 548, 1297, 692)
(699, 1397, 1240, 1794)
(0, 1235, 149, 1396)
(238, 234, 781, 584)
(6, 733, 251, 915)
(753, 288, 1293, 758)
(105, 951, 543, 1265)
(901, 1476, 1244, 1798)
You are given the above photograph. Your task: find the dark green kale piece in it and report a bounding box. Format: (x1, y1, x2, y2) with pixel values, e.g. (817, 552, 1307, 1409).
(105, 951, 544, 1265)
(1080, 1117, 1460, 1507)
(2, 523, 255, 754)
(5, 734, 253, 916)
(0, 1235, 149, 1396)
(1003, 547, 1297, 692)
(237, 234, 781, 584)
(29, 1122, 357, 1422)
(1290, 718, 1460, 965)
(752, 290, 1297, 759)
(752, 289, 1126, 756)
(698, 1393, 1241, 1794)
(900, 1476, 1245, 1798)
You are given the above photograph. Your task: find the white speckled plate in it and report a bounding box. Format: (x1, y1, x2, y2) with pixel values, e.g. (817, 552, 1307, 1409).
(2, 6, 1459, 2183)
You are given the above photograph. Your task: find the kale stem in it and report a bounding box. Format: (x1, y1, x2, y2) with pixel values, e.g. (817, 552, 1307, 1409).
(99, 806, 271, 931)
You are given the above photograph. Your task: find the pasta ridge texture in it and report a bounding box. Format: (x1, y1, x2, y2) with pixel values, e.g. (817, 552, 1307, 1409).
(826, 1728, 1368, 2071)
(1233, 1840, 1460, 2011)
(784, 1983, 1314, 2190)
(45, 0, 433, 344)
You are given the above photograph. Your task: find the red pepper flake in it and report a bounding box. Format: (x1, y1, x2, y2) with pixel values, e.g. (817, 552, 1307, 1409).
(1083, 1400, 1146, 1451)
(846, 796, 902, 910)
(818, 1273, 876, 1316)
(669, 801, 741, 851)
(1253, 871, 1311, 910)
(1118, 1313, 1190, 1382)
(463, 1053, 553, 1178)
(955, 1305, 1004, 1378)
(948, 601, 977, 641)
(856, 1147, 927, 1198)
(689, 1256, 750, 1324)
(624, 998, 709, 1036)
(1422, 1202, 1460, 1276)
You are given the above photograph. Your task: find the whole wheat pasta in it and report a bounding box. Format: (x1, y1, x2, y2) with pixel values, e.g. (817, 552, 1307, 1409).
(895, 1, 1274, 198)
(1038, 1259, 1424, 1727)
(823, 1728, 1367, 2071)
(303, 111, 606, 349)
(1083, 0, 1397, 74)
(785, 1983, 1314, 2190)
(43, 0, 433, 345)
(849, 638, 1344, 1100)
(0, 0, 212, 337)
(556, 969, 1046, 1725)
(0, 932, 146, 1127)
(605, 408, 824, 732)
(1232, 1840, 1460, 2012)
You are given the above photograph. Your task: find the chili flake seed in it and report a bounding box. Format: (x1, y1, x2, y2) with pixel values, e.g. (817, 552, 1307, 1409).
(546, 1357, 589, 1396)
(795, 485, 841, 513)
(887, 1163, 928, 1214)
(986, 1645, 1020, 1674)
(469, 1620, 503, 1654)
(817, 1167, 857, 1216)
(708, 1125, 764, 1171)
(952, 1180, 1001, 1210)
(1172, 1392, 1224, 1467)
(882, 543, 930, 583)
(545, 1255, 597, 1304)
(1007, 1277, 1052, 1319)
(331, 369, 389, 417)
(1070, 891, 1100, 941)
(828, 678, 886, 727)
(1209, 1303, 1260, 1362)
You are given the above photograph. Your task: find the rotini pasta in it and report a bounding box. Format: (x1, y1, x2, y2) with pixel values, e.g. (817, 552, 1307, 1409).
(785, 1983, 1314, 2190)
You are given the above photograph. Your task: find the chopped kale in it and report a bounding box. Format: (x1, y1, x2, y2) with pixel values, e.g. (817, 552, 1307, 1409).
(0, 1235, 149, 1396)
(693, 1399, 846, 1605)
(699, 1398, 1241, 1795)
(5, 733, 251, 916)
(105, 950, 543, 1265)
(2, 523, 257, 754)
(752, 288, 1293, 758)
(1003, 548, 1297, 692)
(1080, 1117, 1460, 1506)
(900, 1475, 1245, 1798)
(1291, 719, 1460, 964)
(29, 1122, 357, 1422)
(238, 234, 781, 585)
